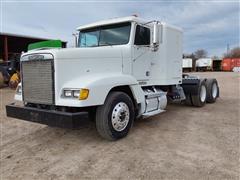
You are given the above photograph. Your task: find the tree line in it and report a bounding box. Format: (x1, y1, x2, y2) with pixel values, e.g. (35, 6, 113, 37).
(183, 47, 240, 60)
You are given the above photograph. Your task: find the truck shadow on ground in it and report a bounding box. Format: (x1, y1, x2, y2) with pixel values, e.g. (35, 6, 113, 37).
(34, 102, 193, 142)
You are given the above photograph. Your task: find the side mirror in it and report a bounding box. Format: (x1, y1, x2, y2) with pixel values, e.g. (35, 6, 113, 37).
(153, 22, 159, 46)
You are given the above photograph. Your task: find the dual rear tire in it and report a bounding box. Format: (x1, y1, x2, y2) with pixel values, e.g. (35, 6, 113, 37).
(185, 78, 219, 107)
(206, 79, 219, 103)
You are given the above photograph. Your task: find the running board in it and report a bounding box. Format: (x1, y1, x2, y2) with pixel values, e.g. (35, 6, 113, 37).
(142, 109, 166, 119)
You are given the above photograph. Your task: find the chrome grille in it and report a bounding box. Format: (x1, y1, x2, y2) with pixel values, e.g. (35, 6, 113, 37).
(22, 59, 54, 104)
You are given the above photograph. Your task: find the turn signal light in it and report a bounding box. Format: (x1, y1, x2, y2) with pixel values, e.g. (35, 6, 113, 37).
(79, 89, 89, 100)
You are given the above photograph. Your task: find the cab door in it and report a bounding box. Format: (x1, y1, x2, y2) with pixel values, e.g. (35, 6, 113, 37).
(132, 25, 152, 81)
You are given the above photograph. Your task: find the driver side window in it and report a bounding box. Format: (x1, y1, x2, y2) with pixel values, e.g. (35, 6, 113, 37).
(134, 25, 150, 45)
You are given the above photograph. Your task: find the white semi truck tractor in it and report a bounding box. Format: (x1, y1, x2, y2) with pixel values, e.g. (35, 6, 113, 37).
(6, 16, 219, 140)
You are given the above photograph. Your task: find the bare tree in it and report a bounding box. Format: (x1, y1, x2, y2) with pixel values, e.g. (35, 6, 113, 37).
(194, 49, 208, 59)
(211, 55, 220, 60)
(183, 53, 196, 60)
(223, 47, 240, 58)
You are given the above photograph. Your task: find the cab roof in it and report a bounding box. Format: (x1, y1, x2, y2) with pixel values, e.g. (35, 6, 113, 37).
(76, 16, 146, 31)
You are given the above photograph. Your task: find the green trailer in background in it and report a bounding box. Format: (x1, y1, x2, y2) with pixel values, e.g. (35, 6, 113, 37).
(28, 40, 65, 51)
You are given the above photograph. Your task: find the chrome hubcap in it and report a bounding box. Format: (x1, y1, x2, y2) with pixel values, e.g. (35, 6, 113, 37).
(111, 102, 130, 132)
(212, 83, 218, 98)
(200, 85, 207, 102)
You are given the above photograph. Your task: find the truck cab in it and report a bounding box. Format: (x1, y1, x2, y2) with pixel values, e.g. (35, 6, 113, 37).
(6, 16, 219, 140)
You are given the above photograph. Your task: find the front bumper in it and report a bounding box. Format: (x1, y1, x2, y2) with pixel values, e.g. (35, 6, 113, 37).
(6, 103, 88, 128)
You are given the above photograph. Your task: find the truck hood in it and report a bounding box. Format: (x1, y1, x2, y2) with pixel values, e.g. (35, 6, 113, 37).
(22, 46, 123, 60)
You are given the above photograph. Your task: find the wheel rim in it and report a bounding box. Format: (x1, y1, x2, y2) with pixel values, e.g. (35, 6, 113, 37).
(200, 85, 207, 102)
(111, 102, 130, 132)
(212, 83, 218, 98)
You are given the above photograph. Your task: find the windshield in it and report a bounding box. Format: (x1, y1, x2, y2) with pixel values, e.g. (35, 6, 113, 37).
(78, 22, 131, 47)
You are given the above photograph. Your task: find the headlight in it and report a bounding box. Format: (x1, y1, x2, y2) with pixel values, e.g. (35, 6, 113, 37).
(63, 90, 73, 97)
(62, 89, 89, 100)
(73, 90, 80, 98)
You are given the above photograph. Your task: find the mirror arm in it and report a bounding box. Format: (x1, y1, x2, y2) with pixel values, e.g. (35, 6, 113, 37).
(72, 32, 79, 47)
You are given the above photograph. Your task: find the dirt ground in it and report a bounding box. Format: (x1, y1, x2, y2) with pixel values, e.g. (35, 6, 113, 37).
(0, 72, 239, 180)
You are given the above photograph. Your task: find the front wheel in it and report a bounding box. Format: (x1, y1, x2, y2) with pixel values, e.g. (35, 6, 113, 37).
(96, 92, 135, 140)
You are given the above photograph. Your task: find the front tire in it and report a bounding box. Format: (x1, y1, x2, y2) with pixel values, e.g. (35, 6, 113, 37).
(96, 92, 135, 140)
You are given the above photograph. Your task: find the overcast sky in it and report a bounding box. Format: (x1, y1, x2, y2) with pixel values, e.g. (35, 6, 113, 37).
(1, 0, 239, 57)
